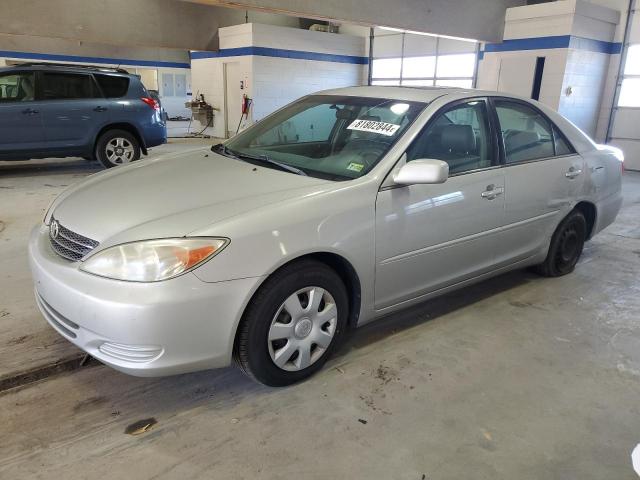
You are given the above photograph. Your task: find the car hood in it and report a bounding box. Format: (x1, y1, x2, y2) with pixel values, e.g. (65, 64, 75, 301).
(51, 148, 332, 246)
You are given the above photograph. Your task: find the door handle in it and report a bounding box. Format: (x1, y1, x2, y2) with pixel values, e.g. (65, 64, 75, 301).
(565, 168, 583, 179)
(481, 185, 504, 200)
(93, 106, 108, 112)
(22, 108, 39, 115)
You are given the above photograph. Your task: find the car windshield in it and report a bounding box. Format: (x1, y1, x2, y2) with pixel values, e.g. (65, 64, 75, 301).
(223, 95, 427, 180)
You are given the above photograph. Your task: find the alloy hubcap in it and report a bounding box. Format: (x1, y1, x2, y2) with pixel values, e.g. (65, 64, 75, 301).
(105, 138, 134, 165)
(267, 287, 338, 372)
(294, 318, 313, 338)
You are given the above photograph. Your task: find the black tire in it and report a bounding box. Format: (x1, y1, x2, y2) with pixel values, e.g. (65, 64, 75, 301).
(234, 260, 349, 387)
(534, 209, 587, 277)
(95, 129, 141, 168)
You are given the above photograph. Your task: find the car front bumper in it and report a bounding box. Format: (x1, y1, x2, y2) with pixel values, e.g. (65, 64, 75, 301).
(28, 225, 262, 377)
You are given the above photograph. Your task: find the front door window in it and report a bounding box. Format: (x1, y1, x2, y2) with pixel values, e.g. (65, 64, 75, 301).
(406, 100, 493, 175)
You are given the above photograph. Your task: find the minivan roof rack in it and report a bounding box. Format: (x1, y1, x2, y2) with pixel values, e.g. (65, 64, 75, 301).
(16, 62, 129, 74)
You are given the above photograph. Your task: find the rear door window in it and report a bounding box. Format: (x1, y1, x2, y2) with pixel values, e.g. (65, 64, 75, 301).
(494, 100, 555, 163)
(40, 72, 98, 100)
(94, 74, 130, 98)
(553, 126, 575, 156)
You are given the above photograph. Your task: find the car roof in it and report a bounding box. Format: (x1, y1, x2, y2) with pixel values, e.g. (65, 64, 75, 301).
(316, 85, 523, 103)
(0, 63, 131, 76)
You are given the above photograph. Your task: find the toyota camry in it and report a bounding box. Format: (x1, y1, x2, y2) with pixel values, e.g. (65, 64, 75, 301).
(29, 86, 624, 386)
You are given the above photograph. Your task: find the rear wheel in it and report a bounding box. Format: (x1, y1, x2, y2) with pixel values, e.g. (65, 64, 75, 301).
(96, 129, 141, 168)
(534, 209, 587, 277)
(235, 260, 348, 386)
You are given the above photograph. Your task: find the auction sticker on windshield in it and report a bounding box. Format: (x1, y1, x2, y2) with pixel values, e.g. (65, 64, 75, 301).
(347, 119, 401, 137)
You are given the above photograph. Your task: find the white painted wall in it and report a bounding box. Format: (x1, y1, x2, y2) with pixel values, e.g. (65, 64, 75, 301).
(191, 23, 367, 138)
(250, 23, 366, 119)
(191, 54, 254, 137)
(559, 48, 610, 138)
(477, 0, 620, 139)
(252, 56, 363, 120)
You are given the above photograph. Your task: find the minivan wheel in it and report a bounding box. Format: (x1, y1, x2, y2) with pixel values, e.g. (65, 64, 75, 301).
(534, 209, 587, 277)
(235, 260, 348, 387)
(96, 129, 141, 168)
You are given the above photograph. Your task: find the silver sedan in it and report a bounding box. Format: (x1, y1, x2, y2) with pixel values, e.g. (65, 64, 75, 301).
(29, 87, 624, 386)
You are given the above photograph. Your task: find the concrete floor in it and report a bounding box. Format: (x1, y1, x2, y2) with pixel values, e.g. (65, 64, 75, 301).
(1, 144, 639, 479)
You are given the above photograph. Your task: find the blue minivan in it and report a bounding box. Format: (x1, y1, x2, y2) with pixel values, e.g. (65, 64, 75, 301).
(0, 63, 167, 168)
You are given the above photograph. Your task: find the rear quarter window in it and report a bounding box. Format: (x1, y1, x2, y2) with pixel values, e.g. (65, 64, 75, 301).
(94, 74, 130, 98)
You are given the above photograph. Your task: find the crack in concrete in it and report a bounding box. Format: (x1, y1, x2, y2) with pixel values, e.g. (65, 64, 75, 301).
(0, 354, 99, 394)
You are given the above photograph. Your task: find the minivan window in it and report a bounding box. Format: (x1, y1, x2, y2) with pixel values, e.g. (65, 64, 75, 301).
(0, 72, 35, 102)
(495, 100, 555, 163)
(94, 74, 129, 98)
(407, 100, 493, 175)
(41, 72, 97, 100)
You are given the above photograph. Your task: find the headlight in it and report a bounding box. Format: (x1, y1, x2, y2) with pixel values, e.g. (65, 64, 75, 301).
(80, 238, 229, 282)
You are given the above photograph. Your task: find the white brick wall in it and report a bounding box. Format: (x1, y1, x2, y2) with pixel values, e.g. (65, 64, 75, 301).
(251, 56, 363, 120)
(191, 23, 367, 138)
(477, 0, 620, 139)
(558, 49, 610, 136)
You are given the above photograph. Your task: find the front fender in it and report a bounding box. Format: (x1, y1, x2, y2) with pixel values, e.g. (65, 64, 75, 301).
(189, 179, 378, 324)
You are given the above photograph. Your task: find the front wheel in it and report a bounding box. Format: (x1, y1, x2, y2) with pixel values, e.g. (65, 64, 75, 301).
(96, 129, 141, 168)
(534, 209, 587, 277)
(234, 260, 349, 386)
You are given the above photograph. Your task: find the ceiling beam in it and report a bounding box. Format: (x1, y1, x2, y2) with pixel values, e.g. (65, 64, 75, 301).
(180, 0, 526, 42)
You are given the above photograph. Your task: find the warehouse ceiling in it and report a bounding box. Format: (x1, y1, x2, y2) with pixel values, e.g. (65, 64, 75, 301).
(180, 0, 527, 42)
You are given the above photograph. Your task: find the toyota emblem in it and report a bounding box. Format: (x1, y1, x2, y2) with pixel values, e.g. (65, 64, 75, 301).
(50, 220, 60, 239)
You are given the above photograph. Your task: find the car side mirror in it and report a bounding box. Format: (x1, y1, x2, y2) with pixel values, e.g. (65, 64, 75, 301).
(393, 159, 449, 185)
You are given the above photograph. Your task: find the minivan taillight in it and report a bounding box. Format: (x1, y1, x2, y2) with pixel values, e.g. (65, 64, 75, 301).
(141, 97, 160, 111)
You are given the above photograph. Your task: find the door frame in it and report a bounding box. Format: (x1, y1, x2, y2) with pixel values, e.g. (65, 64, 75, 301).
(379, 96, 503, 190)
(223, 61, 241, 139)
(373, 96, 507, 308)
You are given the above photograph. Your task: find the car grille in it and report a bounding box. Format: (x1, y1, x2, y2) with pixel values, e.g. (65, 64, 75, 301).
(49, 218, 99, 262)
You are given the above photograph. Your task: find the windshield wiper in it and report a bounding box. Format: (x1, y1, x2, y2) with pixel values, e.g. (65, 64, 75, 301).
(211, 144, 307, 176)
(246, 154, 308, 176)
(211, 143, 237, 158)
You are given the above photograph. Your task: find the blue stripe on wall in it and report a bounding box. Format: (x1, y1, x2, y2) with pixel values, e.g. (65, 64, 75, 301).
(0, 50, 190, 69)
(484, 35, 571, 53)
(569, 36, 622, 54)
(482, 35, 622, 55)
(191, 46, 369, 64)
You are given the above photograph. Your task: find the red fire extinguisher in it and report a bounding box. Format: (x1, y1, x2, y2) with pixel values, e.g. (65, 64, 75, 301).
(236, 94, 253, 134)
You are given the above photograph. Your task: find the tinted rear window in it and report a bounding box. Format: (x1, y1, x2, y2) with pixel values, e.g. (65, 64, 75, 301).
(94, 74, 129, 98)
(41, 72, 98, 100)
